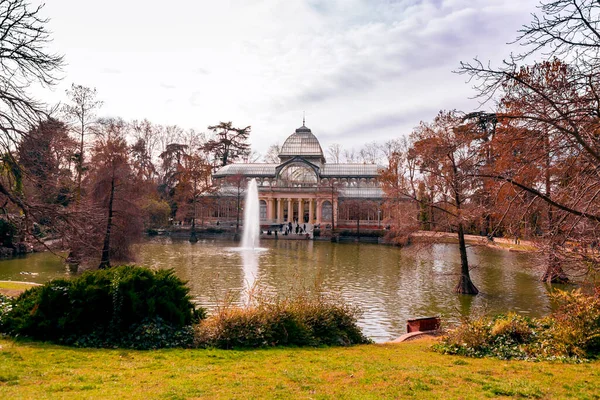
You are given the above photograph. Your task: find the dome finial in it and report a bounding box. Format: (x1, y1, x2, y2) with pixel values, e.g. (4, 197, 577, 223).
(303, 111, 305, 126)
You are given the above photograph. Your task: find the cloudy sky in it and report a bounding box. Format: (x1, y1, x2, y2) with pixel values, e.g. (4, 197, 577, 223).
(38, 0, 540, 156)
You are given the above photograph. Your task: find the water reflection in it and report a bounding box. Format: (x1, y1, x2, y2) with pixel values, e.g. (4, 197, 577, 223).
(0, 238, 552, 342)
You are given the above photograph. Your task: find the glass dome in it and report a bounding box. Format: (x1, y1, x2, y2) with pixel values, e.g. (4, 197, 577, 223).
(279, 124, 324, 160)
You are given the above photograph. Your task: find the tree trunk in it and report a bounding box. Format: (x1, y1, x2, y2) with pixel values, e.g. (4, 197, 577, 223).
(429, 187, 435, 230)
(190, 193, 198, 243)
(76, 113, 85, 205)
(454, 222, 479, 295)
(98, 175, 115, 269)
(235, 188, 241, 234)
(542, 247, 568, 284)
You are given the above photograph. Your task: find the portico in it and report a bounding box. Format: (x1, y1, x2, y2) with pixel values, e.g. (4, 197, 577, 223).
(211, 122, 383, 227)
(258, 195, 335, 225)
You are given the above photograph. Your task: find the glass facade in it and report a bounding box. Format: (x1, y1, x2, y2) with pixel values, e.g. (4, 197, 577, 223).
(278, 163, 318, 187)
(208, 122, 386, 226)
(259, 200, 267, 220)
(322, 201, 332, 221)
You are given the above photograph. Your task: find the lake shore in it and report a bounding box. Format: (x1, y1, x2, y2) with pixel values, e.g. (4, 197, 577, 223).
(0, 281, 40, 297)
(410, 231, 538, 253)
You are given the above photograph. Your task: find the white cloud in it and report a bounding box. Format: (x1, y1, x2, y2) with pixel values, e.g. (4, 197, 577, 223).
(36, 0, 538, 155)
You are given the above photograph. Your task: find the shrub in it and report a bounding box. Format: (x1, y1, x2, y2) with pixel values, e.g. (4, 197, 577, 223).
(434, 313, 540, 360)
(195, 293, 371, 349)
(0, 265, 205, 348)
(544, 289, 600, 357)
(434, 290, 600, 361)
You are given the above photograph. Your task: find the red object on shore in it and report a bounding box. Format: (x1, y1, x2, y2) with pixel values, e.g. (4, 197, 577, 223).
(406, 316, 441, 333)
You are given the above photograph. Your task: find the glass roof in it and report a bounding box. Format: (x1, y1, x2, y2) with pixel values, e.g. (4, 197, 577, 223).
(338, 187, 384, 198)
(279, 125, 324, 158)
(321, 164, 381, 177)
(213, 163, 383, 178)
(213, 164, 277, 177)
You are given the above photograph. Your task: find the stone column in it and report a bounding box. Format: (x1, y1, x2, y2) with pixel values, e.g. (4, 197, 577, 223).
(308, 198, 314, 223)
(297, 198, 303, 223)
(316, 200, 322, 223)
(268, 199, 275, 221)
(277, 198, 284, 223)
(333, 199, 338, 226)
(287, 198, 293, 222)
(265, 198, 271, 221)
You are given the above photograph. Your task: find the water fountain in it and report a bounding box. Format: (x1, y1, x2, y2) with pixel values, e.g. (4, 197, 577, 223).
(240, 178, 260, 297)
(241, 178, 260, 249)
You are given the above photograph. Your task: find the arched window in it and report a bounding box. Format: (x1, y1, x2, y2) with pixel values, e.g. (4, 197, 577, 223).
(322, 201, 332, 222)
(277, 163, 318, 187)
(259, 200, 267, 220)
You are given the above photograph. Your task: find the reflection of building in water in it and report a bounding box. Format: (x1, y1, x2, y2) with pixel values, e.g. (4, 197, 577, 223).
(204, 123, 385, 227)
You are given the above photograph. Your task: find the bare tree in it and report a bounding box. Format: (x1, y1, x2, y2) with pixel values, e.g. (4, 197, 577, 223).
(62, 84, 103, 204)
(515, 0, 600, 71)
(263, 143, 281, 163)
(379, 138, 405, 164)
(242, 150, 261, 163)
(89, 118, 141, 269)
(156, 125, 184, 160)
(327, 143, 343, 163)
(130, 119, 160, 161)
(343, 147, 358, 163)
(0, 0, 63, 210)
(359, 141, 382, 164)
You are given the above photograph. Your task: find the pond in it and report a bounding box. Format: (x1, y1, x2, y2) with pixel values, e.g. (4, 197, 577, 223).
(0, 238, 551, 342)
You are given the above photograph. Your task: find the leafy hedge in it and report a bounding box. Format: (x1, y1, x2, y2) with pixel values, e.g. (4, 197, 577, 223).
(0, 265, 205, 349)
(195, 293, 371, 349)
(434, 289, 600, 361)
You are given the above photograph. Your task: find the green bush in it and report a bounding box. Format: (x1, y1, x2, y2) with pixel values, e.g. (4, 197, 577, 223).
(195, 293, 371, 349)
(434, 289, 600, 361)
(433, 313, 538, 360)
(0, 265, 205, 348)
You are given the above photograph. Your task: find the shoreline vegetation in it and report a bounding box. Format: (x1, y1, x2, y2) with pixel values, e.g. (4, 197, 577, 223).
(155, 226, 540, 253)
(409, 231, 539, 253)
(0, 338, 598, 399)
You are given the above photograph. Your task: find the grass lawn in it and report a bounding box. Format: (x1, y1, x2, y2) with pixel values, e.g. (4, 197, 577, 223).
(0, 339, 598, 399)
(0, 281, 40, 298)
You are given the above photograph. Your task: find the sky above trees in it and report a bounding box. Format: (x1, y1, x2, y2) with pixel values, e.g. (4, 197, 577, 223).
(37, 0, 538, 154)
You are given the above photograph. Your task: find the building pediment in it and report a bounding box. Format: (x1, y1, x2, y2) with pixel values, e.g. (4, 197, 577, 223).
(274, 156, 320, 177)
